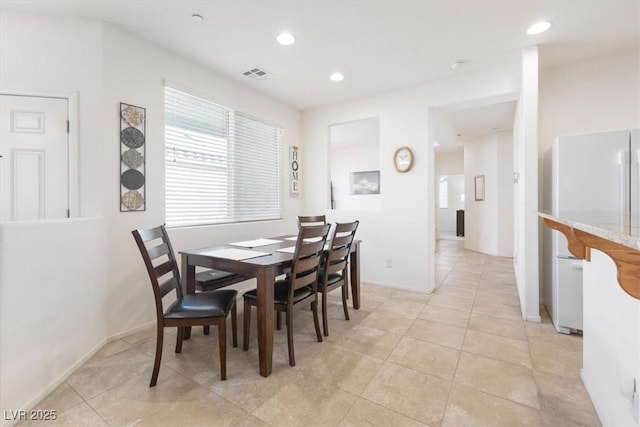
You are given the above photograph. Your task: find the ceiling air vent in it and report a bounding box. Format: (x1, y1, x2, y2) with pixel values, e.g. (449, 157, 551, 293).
(242, 66, 270, 80)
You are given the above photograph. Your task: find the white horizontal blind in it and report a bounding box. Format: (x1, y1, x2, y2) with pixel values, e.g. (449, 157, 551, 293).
(232, 113, 282, 221)
(165, 87, 282, 227)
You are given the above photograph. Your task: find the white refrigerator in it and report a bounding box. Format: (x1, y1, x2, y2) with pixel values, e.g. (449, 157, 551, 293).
(546, 129, 639, 334)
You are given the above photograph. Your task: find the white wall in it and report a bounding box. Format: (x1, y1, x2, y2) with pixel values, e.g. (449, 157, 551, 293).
(514, 46, 540, 322)
(539, 50, 640, 160)
(435, 151, 464, 175)
(463, 131, 513, 257)
(0, 12, 302, 423)
(302, 64, 520, 292)
(496, 131, 514, 256)
(0, 218, 108, 426)
(582, 249, 639, 426)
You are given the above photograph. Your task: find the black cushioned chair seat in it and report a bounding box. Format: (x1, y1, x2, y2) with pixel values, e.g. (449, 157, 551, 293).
(196, 269, 247, 291)
(317, 272, 342, 291)
(243, 280, 313, 305)
(165, 289, 238, 319)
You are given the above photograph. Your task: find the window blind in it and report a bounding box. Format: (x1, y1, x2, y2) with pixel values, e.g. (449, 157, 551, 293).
(165, 87, 282, 227)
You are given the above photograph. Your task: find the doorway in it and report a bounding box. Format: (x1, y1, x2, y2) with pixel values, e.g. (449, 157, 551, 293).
(437, 173, 465, 240)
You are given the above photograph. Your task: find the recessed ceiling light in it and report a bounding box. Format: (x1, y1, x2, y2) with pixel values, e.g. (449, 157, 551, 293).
(330, 72, 344, 82)
(191, 14, 204, 22)
(527, 21, 551, 35)
(277, 32, 295, 46)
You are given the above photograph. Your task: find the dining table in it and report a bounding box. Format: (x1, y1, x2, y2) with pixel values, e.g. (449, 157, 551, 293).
(180, 234, 361, 377)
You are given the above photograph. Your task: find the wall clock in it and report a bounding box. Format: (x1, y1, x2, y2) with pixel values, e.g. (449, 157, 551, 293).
(393, 146, 414, 173)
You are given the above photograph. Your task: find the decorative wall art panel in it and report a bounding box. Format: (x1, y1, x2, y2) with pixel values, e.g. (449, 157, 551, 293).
(350, 170, 380, 195)
(120, 103, 146, 211)
(289, 145, 300, 195)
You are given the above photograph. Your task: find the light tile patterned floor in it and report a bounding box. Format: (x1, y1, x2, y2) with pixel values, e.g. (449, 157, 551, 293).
(21, 240, 601, 426)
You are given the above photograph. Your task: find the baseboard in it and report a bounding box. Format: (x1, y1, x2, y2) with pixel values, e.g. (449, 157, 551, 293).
(525, 315, 542, 323)
(107, 320, 155, 342)
(2, 339, 108, 427)
(362, 280, 431, 294)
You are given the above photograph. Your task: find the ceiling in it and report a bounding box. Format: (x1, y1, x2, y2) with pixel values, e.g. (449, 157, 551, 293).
(433, 101, 518, 152)
(2, 0, 638, 113)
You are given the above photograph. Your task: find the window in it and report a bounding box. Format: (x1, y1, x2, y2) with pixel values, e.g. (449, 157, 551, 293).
(164, 87, 282, 227)
(439, 176, 448, 209)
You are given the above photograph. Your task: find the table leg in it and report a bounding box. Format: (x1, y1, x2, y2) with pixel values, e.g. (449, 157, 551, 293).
(256, 267, 275, 377)
(181, 254, 196, 339)
(349, 242, 361, 309)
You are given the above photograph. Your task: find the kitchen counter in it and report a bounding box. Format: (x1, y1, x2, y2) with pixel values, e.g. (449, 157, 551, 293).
(538, 211, 640, 251)
(539, 211, 640, 300)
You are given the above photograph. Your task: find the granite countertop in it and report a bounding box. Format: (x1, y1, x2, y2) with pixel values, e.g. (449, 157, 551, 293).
(539, 211, 640, 251)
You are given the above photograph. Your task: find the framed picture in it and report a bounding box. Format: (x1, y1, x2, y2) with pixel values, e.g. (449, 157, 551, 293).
(350, 170, 380, 195)
(474, 175, 485, 201)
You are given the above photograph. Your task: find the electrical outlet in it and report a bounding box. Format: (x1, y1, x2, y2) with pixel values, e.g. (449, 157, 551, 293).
(386, 259, 392, 268)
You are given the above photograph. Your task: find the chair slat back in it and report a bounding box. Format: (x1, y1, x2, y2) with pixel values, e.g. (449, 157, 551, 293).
(289, 224, 330, 295)
(297, 215, 326, 229)
(325, 221, 359, 276)
(132, 226, 183, 321)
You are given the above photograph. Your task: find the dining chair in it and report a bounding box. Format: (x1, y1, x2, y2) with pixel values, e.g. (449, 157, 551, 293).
(132, 225, 238, 386)
(318, 220, 359, 336)
(242, 224, 330, 366)
(297, 214, 326, 228)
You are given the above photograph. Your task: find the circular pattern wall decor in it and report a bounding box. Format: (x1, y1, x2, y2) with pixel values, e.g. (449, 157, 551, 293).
(121, 148, 144, 169)
(121, 126, 144, 149)
(121, 169, 145, 190)
(121, 105, 145, 127)
(121, 190, 144, 210)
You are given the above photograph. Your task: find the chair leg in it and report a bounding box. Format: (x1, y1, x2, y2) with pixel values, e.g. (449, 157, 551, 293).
(341, 284, 350, 321)
(175, 326, 184, 353)
(286, 308, 295, 366)
(243, 299, 251, 351)
(203, 325, 210, 335)
(150, 324, 164, 387)
(276, 311, 282, 330)
(231, 300, 238, 348)
(218, 319, 227, 380)
(345, 264, 350, 300)
(312, 300, 323, 343)
(322, 291, 329, 337)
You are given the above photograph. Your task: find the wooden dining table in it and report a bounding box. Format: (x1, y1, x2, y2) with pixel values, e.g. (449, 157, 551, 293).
(180, 235, 361, 377)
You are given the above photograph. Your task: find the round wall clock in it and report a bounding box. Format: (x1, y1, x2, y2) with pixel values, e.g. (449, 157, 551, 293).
(393, 146, 414, 173)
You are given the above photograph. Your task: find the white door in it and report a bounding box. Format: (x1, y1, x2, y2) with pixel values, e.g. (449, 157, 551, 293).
(0, 95, 69, 221)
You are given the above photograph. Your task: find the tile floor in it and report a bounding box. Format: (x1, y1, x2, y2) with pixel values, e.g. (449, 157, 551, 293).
(21, 240, 601, 426)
